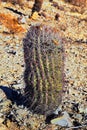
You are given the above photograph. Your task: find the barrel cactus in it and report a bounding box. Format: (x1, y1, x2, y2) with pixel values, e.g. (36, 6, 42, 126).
(23, 24, 64, 115)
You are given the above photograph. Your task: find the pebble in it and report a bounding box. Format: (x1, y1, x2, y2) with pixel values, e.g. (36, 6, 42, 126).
(18, 16, 26, 24)
(55, 13, 60, 20)
(0, 118, 4, 123)
(31, 12, 39, 20)
(79, 107, 87, 114)
(74, 114, 82, 122)
(12, 83, 24, 90)
(51, 111, 73, 127)
(54, 106, 62, 115)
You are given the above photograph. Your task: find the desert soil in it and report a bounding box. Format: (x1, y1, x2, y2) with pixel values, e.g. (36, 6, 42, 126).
(0, 0, 87, 130)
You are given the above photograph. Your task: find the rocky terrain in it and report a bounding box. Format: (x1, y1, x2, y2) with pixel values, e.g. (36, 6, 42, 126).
(0, 0, 87, 129)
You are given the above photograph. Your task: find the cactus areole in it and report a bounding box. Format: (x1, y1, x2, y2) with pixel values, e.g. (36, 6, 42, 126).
(23, 24, 64, 115)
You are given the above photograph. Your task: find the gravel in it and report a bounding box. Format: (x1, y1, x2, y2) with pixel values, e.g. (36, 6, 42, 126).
(0, 0, 87, 129)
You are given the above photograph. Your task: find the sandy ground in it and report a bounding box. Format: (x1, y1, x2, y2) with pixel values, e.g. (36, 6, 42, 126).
(0, 0, 87, 129)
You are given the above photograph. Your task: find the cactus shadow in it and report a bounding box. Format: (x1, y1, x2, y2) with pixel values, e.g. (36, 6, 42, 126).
(0, 85, 24, 105)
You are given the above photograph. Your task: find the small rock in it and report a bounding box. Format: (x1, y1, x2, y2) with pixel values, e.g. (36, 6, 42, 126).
(79, 108, 85, 113)
(45, 113, 58, 124)
(39, 12, 47, 18)
(12, 83, 23, 89)
(0, 118, 4, 123)
(51, 111, 73, 127)
(84, 114, 87, 120)
(51, 2, 58, 8)
(54, 106, 62, 115)
(74, 114, 82, 122)
(18, 16, 26, 24)
(55, 13, 60, 20)
(79, 107, 87, 113)
(31, 12, 39, 20)
(7, 50, 16, 55)
(58, 6, 64, 11)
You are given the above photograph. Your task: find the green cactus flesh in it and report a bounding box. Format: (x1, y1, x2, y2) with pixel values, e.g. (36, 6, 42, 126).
(23, 24, 64, 115)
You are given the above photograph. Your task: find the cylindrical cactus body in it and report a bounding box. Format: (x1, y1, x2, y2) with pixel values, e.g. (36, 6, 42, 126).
(23, 24, 64, 115)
